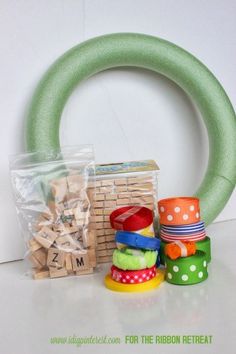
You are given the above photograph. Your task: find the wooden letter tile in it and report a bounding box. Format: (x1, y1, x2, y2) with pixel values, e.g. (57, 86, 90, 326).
(49, 267, 68, 278)
(35, 226, 58, 249)
(65, 253, 73, 273)
(33, 269, 50, 280)
(71, 251, 89, 271)
(47, 248, 65, 269)
(55, 235, 78, 251)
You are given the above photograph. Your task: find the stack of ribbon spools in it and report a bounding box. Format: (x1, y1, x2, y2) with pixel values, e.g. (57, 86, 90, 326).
(158, 197, 211, 285)
(104, 206, 164, 292)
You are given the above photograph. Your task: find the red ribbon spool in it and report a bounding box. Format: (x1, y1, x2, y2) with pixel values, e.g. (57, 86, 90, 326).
(110, 206, 153, 231)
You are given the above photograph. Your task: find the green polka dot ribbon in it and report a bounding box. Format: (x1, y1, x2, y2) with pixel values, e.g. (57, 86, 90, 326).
(165, 250, 208, 285)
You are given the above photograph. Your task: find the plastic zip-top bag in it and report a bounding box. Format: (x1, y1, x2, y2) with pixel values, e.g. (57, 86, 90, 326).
(10, 146, 97, 279)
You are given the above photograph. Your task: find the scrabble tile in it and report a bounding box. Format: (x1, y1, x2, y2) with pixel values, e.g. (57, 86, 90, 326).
(47, 248, 65, 269)
(53, 223, 68, 233)
(61, 226, 79, 235)
(65, 253, 73, 273)
(55, 235, 77, 251)
(35, 226, 58, 249)
(28, 254, 43, 269)
(64, 209, 74, 216)
(49, 267, 68, 278)
(33, 248, 47, 267)
(71, 251, 89, 271)
(28, 238, 42, 252)
(35, 214, 52, 231)
(76, 267, 93, 276)
(33, 269, 50, 280)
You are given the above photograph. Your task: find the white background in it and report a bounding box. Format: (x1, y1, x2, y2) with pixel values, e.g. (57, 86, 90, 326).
(0, 0, 235, 262)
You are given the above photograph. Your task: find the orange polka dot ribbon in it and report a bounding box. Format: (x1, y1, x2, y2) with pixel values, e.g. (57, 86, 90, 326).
(158, 197, 200, 225)
(111, 265, 156, 284)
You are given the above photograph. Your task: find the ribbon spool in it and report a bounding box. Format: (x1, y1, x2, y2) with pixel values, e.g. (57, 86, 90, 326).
(111, 265, 156, 284)
(104, 268, 165, 293)
(165, 250, 208, 285)
(164, 241, 196, 260)
(115, 231, 160, 251)
(161, 221, 205, 234)
(196, 236, 211, 263)
(160, 230, 206, 243)
(160, 236, 211, 265)
(158, 197, 200, 225)
(160, 237, 211, 265)
(110, 206, 153, 231)
(113, 248, 158, 271)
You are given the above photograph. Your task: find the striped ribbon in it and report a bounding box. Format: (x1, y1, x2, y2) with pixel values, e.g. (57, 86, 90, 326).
(160, 231, 206, 243)
(161, 221, 205, 234)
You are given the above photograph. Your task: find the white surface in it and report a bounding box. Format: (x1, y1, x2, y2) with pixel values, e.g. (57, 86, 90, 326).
(0, 0, 235, 262)
(0, 220, 235, 354)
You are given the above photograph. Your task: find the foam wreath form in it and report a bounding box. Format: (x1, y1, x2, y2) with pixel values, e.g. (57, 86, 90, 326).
(26, 33, 236, 225)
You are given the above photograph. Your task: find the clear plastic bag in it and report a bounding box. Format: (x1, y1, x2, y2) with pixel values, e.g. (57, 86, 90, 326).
(10, 146, 97, 279)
